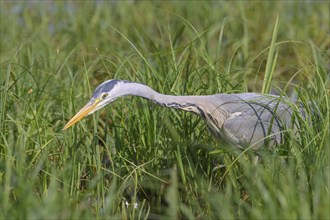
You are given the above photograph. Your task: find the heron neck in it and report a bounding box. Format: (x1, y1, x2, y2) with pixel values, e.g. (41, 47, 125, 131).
(120, 82, 206, 112)
(119, 82, 228, 129)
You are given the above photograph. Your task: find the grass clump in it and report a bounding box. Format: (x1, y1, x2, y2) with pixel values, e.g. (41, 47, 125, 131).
(1, 1, 329, 219)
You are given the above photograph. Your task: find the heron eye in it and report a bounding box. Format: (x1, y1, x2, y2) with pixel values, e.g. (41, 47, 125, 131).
(101, 93, 108, 99)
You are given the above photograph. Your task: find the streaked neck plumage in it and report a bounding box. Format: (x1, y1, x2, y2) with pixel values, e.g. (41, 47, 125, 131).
(111, 81, 228, 134)
(115, 81, 207, 113)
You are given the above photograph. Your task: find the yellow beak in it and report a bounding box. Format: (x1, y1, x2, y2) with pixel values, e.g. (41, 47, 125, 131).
(63, 101, 98, 130)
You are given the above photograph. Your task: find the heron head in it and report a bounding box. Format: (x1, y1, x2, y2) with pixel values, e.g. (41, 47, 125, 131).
(63, 79, 123, 130)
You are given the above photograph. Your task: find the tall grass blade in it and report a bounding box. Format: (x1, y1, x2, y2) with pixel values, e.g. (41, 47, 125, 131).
(262, 15, 279, 94)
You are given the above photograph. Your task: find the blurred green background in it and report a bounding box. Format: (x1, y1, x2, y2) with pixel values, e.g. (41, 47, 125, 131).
(0, 1, 329, 219)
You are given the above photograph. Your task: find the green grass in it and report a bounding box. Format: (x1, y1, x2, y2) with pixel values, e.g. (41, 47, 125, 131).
(1, 1, 329, 219)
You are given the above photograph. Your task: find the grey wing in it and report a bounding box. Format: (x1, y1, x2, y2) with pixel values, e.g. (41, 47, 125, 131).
(220, 95, 292, 149)
(223, 111, 282, 150)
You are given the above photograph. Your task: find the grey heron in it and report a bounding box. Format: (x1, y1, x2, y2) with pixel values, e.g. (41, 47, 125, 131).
(63, 79, 300, 150)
